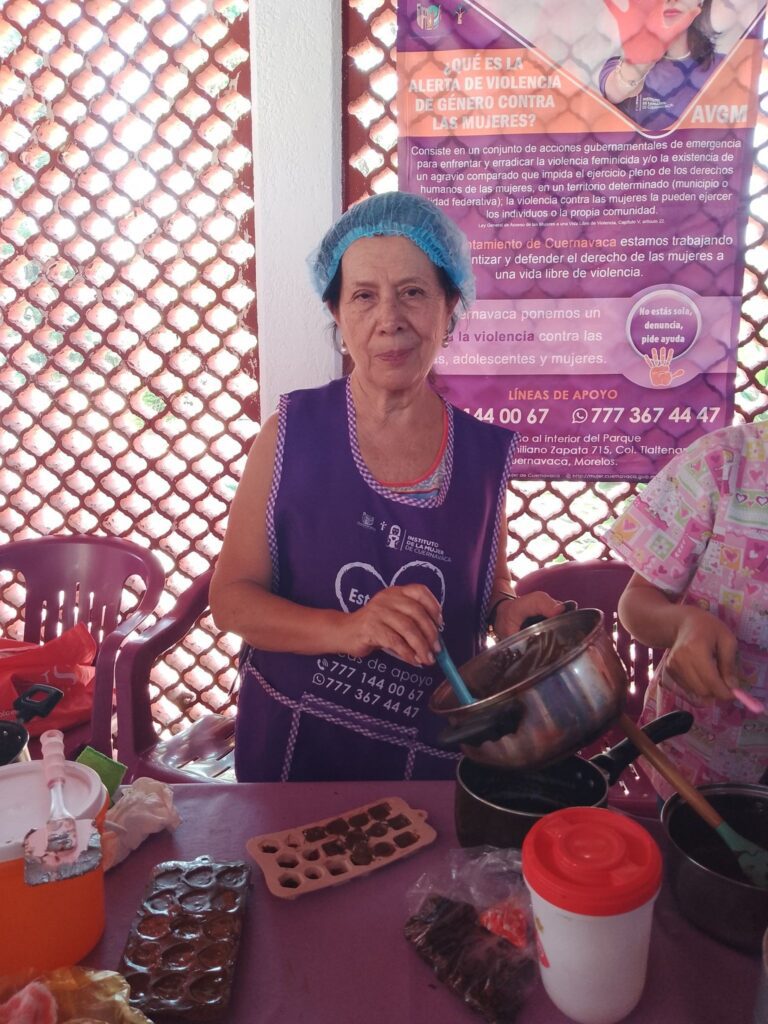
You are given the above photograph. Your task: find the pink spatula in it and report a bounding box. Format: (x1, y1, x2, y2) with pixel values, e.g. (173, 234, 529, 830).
(23, 729, 101, 885)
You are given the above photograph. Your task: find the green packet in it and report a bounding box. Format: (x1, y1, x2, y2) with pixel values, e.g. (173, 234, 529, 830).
(75, 746, 127, 800)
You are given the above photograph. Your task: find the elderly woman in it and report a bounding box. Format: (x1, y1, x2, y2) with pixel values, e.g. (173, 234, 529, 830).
(211, 192, 561, 781)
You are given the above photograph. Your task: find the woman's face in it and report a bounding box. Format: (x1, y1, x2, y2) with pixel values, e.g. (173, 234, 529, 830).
(663, 0, 702, 26)
(330, 235, 457, 395)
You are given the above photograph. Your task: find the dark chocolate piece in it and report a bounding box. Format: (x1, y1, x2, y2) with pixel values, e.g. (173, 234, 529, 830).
(321, 838, 346, 856)
(349, 843, 374, 866)
(387, 814, 411, 830)
(348, 812, 369, 828)
(325, 817, 350, 834)
(303, 826, 327, 843)
(372, 841, 395, 858)
(368, 801, 392, 820)
(344, 829, 367, 849)
(394, 831, 418, 849)
(365, 822, 389, 838)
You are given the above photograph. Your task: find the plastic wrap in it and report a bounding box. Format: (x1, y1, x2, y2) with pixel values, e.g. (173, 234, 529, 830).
(404, 847, 537, 1024)
(0, 968, 153, 1024)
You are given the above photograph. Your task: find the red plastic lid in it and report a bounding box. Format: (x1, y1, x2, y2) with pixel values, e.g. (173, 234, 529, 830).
(522, 807, 662, 916)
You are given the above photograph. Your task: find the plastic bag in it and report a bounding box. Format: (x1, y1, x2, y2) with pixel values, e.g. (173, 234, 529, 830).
(0, 968, 152, 1024)
(0, 624, 96, 735)
(404, 847, 537, 1024)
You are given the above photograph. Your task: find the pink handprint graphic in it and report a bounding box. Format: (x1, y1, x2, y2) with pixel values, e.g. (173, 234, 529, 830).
(603, 0, 702, 65)
(644, 346, 685, 387)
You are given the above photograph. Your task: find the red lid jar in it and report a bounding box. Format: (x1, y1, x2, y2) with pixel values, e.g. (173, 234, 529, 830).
(522, 807, 662, 916)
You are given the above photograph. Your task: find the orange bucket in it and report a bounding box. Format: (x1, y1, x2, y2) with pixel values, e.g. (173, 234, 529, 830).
(0, 760, 108, 976)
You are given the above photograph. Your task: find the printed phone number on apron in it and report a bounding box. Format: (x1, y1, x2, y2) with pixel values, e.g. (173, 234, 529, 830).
(312, 656, 431, 719)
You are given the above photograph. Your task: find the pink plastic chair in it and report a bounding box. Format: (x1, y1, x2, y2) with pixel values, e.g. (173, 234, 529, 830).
(516, 558, 665, 817)
(115, 569, 236, 783)
(0, 535, 165, 757)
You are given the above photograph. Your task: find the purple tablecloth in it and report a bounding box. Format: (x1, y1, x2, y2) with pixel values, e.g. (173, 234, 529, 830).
(88, 782, 759, 1023)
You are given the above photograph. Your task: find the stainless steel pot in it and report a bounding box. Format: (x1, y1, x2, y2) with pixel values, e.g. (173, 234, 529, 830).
(661, 782, 768, 954)
(455, 710, 693, 848)
(430, 608, 627, 771)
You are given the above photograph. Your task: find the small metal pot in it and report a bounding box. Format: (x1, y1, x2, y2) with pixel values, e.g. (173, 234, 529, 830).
(455, 710, 693, 848)
(661, 782, 768, 954)
(430, 608, 627, 771)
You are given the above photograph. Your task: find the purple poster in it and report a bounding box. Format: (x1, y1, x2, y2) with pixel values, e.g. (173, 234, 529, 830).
(398, 0, 765, 479)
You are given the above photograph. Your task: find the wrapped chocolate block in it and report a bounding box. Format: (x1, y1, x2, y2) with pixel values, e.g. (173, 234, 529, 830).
(405, 894, 536, 1024)
(119, 856, 250, 1022)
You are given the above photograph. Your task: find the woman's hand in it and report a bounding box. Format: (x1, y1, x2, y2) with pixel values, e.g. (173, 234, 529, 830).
(604, 0, 700, 65)
(339, 584, 442, 667)
(492, 591, 566, 640)
(664, 605, 739, 702)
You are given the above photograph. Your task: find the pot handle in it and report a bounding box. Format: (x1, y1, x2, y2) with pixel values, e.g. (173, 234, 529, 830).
(589, 709, 694, 785)
(13, 684, 64, 724)
(436, 701, 526, 749)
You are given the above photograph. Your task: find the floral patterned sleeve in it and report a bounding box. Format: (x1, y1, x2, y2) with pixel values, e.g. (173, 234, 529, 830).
(604, 434, 725, 598)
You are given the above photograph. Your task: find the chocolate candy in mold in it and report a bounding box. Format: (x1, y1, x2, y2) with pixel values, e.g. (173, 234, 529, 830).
(136, 915, 171, 940)
(372, 841, 395, 858)
(388, 814, 411, 830)
(119, 857, 250, 1023)
(344, 829, 367, 850)
(365, 822, 389, 839)
(321, 838, 346, 857)
(203, 913, 237, 941)
(198, 942, 235, 969)
(246, 796, 437, 900)
(171, 914, 203, 940)
(394, 831, 418, 849)
(349, 843, 374, 866)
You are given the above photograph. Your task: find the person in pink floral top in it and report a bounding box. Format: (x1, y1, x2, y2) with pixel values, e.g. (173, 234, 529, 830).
(605, 421, 768, 800)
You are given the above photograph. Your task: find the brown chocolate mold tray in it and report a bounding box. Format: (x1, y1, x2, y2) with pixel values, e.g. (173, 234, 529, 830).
(246, 796, 437, 900)
(119, 856, 251, 1023)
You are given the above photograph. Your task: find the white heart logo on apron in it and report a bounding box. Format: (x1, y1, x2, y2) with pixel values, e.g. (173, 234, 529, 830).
(334, 560, 446, 613)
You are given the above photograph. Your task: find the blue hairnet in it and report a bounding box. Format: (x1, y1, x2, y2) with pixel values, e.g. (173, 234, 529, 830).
(309, 192, 476, 306)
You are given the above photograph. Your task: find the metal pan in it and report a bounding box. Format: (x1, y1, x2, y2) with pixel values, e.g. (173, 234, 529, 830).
(455, 710, 693, 849)
(662, 782, 768, 953)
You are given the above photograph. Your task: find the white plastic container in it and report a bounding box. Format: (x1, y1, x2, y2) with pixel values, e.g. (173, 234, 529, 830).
(522, 806, 662, 1024)
(0, 759, 108, 975)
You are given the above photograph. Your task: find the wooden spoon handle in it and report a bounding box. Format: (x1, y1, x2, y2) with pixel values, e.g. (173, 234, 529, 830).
(619, 713, 724, 830)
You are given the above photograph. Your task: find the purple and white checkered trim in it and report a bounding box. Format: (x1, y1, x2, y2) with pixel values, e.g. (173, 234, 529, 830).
(481, 432, 519, 632)
(242, 660, 459, 782)
(345, 376, 454, 509)
(265, 394, 290, 593)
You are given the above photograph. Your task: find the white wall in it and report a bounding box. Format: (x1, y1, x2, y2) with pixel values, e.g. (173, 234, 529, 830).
(250, 2, 343, 419)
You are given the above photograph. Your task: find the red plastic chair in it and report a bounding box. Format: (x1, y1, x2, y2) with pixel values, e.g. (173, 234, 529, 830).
(0, 535, 165, 757)
(516, 558, 665, 817)
(115, 569, 236, 783)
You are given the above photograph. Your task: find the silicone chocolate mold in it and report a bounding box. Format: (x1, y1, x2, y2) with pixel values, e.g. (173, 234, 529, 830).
(246, 796, 437, 899)
(119, 856, 250, 1022)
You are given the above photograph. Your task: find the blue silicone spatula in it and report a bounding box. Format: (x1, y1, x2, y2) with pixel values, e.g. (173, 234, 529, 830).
(435, 635, 475, 706)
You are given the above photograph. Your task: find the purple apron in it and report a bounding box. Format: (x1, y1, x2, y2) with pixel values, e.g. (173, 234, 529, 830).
(236, 377, 516, 781)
